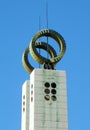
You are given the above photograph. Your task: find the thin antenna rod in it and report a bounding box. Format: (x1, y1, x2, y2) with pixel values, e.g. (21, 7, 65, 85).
(46, 0, 48, 29)
(46, 0, 49, 59)
(39, 16, 41, 68)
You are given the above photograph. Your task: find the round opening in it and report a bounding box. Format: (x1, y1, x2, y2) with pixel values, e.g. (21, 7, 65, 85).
(51, 82, 56, 88)
(44, 82, 50, 88)
(31, 91, 33, 95)
(31, 97, 33, 102)
(44, 95, 50, 101)
(51, 95, 57, 101)
(23, 95, 25, 99)
(23, 108, 25, 112)
(44, 89, 50, 94)
(51, 89, 56, 94)
(23, 102, 25, 106)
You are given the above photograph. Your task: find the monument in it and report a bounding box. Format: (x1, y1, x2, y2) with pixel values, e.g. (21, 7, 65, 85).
(21, 29, 68, 130)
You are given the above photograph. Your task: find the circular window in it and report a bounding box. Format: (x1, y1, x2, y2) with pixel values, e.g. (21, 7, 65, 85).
(44, 95, 50, 101)
(31, 97, 33, 102)
(23, 102, 25, 106)
(51, 82, 56, 88)
(44, 82, 50, 88)
(51, 95, 57, 101)
(44, 89, 50, 94)
(51, 89, 56, 94)
(31, 91, 33, 95)
(23, 95, 25, 99)
(23, 108, 25, 112)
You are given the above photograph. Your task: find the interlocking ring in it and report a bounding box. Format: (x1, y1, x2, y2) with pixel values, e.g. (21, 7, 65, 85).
(30, 29, 66, 65)
(22, 42, 57, 73)
(22, 29, 66, 74)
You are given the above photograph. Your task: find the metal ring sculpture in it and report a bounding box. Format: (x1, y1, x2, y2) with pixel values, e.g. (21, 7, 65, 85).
(22, 29, 66, 74)
(22, 42, 57, 73)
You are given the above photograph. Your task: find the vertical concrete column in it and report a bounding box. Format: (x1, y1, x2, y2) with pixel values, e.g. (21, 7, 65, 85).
(21, 80, 30, 130)
(29, 69, 68, 130)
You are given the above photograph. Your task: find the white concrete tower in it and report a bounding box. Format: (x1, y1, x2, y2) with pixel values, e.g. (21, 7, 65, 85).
(21, 80, 30, 130)
(21, 29, 68, 130)
(21, 69, 68, 130)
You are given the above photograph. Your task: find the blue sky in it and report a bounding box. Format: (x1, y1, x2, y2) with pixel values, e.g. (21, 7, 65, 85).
(0, 0, 90, 130)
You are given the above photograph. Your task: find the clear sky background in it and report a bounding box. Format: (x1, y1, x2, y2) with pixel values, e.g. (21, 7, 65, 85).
(0, 0, 90, 130)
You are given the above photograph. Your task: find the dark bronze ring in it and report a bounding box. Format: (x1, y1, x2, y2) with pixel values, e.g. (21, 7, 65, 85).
(29, 29, 66, 65)
(22, 42, 57, 73)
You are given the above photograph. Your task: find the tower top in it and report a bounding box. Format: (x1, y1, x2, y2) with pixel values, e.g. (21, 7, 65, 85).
(22, 29, 66, 74)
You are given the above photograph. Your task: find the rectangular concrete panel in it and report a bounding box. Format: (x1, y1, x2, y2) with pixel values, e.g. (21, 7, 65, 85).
(21, 80, 30, 130)
(29, 69, 68, 130)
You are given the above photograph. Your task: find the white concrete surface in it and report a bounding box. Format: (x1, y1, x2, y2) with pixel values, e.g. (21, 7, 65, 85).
(21, 69, 68, 130)
(21, 80, 30, 130)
